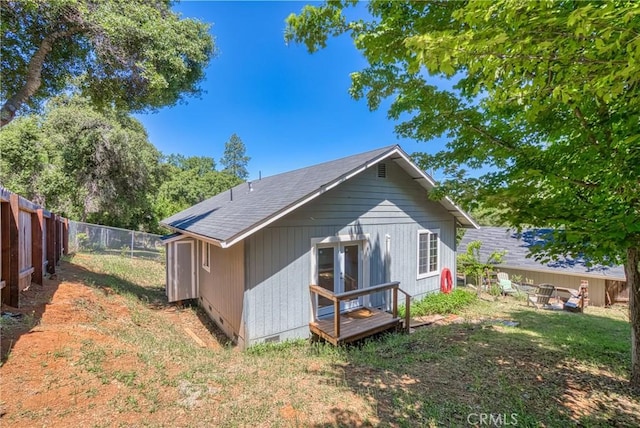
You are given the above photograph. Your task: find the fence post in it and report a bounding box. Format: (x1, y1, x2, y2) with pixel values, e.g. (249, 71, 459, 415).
(46, 214, 56, 274)
(1, 194, 20, 306)
(63, 218, 69, 255)
(131, 231, 134, 259)
(31, 209, 44, 286)
(72, 221, 77, 252)
(55, 215, 61, 265)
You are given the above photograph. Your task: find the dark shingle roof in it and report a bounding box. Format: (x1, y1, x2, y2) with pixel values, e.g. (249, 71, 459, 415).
(161, 146, 392, 244)
(458, 227, 625, 280)
(162, 145, 477, 247)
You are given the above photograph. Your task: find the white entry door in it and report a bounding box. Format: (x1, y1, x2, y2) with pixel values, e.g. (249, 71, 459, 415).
(316, 242, 362, 317)
(167, 240, 196, 303)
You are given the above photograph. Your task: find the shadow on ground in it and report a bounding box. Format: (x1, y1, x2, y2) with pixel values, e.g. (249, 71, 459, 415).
(315, 308, 638, 427)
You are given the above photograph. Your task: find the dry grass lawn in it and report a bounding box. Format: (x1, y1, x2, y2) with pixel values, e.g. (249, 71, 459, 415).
(1, 253, 638, 427)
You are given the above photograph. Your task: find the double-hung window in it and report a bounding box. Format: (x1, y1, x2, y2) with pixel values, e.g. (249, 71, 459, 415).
(202, 241, 211, 272)
(417, 229, 439, 278)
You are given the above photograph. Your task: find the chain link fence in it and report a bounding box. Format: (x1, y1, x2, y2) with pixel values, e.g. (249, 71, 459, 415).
(68, 220, 164, 261)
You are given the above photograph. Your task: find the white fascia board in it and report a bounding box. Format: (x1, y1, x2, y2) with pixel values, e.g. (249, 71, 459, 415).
(221, 147, 401, 249)
(445, 196, 480, 229)
(161, 233, 188, 244)
(160, 224, 225, 248)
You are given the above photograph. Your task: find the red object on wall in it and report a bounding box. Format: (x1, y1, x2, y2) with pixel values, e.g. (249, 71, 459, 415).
(440, 268, 453, 294)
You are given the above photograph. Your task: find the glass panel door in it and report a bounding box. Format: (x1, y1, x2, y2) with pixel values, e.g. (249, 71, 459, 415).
(317, 246, 336, 314)
(343, 245, 359, 293)
(316, 242, 363, 317)
(341, 244, 361, 311)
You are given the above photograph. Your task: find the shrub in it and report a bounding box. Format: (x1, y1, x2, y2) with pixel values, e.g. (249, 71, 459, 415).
(399, 289, 477, 318)
(489, 284, 502, 297)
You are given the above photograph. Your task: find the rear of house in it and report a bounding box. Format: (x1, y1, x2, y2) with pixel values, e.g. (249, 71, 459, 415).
(162, 145, 477, 347)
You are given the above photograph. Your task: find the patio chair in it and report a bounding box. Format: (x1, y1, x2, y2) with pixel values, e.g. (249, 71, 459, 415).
(496, 272, 518, 295)
(560, 287, 587, 313)
(527, 284, 555, 309)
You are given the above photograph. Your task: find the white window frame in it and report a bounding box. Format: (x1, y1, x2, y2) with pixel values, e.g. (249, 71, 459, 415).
(417, 229, 440, 279)
(201, 241, 211, 272)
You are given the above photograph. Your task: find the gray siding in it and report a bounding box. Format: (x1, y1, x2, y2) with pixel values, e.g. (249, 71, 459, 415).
(243, 161, 457, 345)
(198, 240, 246, 346)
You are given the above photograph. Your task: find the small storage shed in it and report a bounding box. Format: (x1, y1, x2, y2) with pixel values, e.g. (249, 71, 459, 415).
(162, 145, 478, 347)
(459, 227, 628, 307)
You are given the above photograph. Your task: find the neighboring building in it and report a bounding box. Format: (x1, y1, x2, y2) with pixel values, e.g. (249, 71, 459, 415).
(161, 145, 477, 347)
(458, 227, 628, 307)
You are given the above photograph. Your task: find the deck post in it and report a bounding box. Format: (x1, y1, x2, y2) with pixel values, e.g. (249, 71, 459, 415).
(392, 287, 398, 318)
(405, 293, 411, 333)
(334, 299, 340, 340)
(309, 286, 317, 321)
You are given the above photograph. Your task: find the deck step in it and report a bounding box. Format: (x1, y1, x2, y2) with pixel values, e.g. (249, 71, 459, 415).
(310, 308, 401, 346)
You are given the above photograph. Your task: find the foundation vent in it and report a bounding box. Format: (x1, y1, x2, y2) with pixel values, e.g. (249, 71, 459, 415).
(264, 335, 280, 343)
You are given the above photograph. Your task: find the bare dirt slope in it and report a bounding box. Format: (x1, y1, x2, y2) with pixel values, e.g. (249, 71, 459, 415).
(1, 260, 228, 426)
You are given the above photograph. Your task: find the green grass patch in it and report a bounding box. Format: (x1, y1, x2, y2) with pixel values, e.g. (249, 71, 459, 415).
(400, 288, 477, 317)
(66, 253, 165, 304)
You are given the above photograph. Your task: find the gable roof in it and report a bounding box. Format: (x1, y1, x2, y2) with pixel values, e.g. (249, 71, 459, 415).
(161, 145, 478, 248)
(459, 227, 626, 281)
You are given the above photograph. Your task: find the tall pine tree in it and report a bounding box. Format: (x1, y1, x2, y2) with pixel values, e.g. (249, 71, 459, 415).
(221, 133, 250, 180)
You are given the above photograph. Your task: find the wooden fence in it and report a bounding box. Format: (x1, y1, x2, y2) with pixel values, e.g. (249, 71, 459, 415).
(0, 186, 68, 307)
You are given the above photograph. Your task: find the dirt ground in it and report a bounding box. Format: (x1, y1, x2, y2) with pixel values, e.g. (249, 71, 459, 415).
(0, 261, 229, 427)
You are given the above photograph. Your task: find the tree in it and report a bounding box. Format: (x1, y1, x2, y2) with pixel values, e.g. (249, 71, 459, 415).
(458, 241, 506, 297)
(0, 115, 48, 202)
(221, 133, 250, 180)
(286, 1, 640, 388)
(1, 0, 214, 127)
(0, 95, 163, 231)
(154, 154, 242, 220)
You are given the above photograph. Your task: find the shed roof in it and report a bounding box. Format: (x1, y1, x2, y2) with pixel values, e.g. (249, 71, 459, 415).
(161, 145, 478, 248)
(459, 227, 626, 281)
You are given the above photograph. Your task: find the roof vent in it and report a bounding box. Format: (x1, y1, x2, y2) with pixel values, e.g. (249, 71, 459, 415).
(377, 163, 387, 178)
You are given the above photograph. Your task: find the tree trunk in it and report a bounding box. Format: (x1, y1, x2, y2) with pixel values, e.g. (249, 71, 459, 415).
(0, 31, 70, 127)
(627, 246, 640, 390)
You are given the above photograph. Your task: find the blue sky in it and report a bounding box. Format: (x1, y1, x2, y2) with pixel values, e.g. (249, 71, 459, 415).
(135, 1, 449, 180)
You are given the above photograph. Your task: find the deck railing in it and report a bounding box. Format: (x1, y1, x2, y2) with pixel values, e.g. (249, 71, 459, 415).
(309, 281, 411, 340)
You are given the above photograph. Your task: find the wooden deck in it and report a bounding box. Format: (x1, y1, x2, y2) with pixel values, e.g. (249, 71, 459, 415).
(310, 307, 401, 346)
(309, 282, 411, 346)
